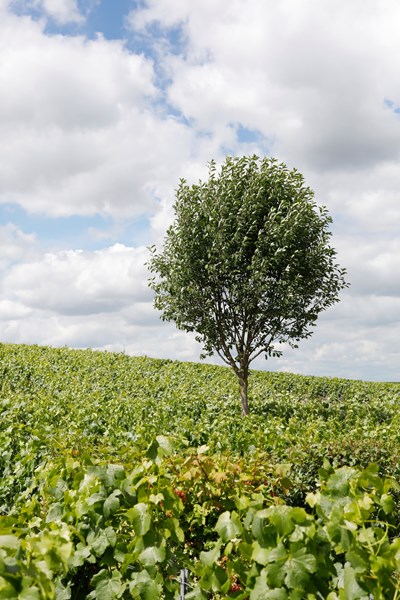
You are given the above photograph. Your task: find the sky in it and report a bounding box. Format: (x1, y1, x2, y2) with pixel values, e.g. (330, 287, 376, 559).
(0, 0, 399, 382)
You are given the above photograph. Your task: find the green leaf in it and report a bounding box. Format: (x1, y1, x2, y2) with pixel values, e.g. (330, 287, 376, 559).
(342, 564, 369, 599)
(185, 588, 208, 600)
(103, 464, 126, 487)
(284, 547, 317, 589)
(200, 540, 222, 567)
(19, 587, 41, 600)
(266, 506, 299, 537)
(87, 492, 106, 507)
(71, 542, 92, 567)
(0, 576, 18, 599)
(291, 547, 317, 574)
(90, 570, 125, 600)
(266, 560, 287, 588)
(326, 467, 357, 496)
(127, 503, 151, 536)
(380, 493, 394, 515)
(357, 463, 381, 491)
(45, 502, 63, 523)
(138, 545, 166, 567)
(263, 544, 288, 588)
(147, 436, 173, 460)
(103, 491, 120, 518)
(155, 435, 174, 456)
(235, 495, 250, 512)
(252, 541, 274, 566)
(326, 518, 353, 552)
(54, 581, 72, 600)
(251, 509, 276, 546)
(199, 564, 230, 593)
(0, 536, 19, 550)
(266, 543, 287, 564)
(250, 569, 288, 599)
(346, 546, 369, 573)
(90, 527, 117, 556)
(129, 571, 162, 599)
(215, 511, 242, 542)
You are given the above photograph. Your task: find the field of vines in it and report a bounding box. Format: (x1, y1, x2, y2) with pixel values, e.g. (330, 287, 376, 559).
(1, 342, 400, 599)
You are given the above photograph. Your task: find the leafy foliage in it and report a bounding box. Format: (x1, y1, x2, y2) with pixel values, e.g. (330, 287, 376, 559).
(1, 443, 400, 598)
(1, 343, 400, 597)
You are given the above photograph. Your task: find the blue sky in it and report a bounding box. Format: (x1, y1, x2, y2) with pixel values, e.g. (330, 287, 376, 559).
(1, 0, 400, 381)
(14, 1, 135, 39)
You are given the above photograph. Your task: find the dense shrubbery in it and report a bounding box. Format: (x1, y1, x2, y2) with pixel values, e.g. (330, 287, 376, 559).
(1, 343, 400, 597)
(1, 440, 400, 598)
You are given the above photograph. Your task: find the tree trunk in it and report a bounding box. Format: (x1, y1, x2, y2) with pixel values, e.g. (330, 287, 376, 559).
(238, 367, 249, 416)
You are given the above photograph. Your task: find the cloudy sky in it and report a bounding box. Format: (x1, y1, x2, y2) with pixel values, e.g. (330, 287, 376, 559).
(1, 0, 399, 381)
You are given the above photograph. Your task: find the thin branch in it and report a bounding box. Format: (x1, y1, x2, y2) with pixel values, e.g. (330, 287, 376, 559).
(213, 292, 238, 371)
(248, 318, 284, 363)
(249, 344, 272, 363)
(221, 286, 242, 343)
(215, 347, 236, 370)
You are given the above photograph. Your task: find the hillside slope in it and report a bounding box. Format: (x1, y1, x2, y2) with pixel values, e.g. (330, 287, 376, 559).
(1, 343, 400, 598)
(1, 342, 399, 466)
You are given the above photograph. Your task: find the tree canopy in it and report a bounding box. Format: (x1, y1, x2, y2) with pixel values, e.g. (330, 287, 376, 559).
(148, 156, 348, 414)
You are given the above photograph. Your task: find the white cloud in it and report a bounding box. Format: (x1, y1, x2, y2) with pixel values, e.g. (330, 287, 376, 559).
(0, 240, 203, 361)
(262, 304, 400, 382)
(16, 0, 84, 24)
(3, 244, 151, 315)
(335, 237, 400, 297)
(130, 0, 400, 173)
(311, 163, 400, 234)
(0, 223, 37, 268)
(0, 307, 200, 362)
(0, 27, 156, 132)
(0, 299, 32, 321)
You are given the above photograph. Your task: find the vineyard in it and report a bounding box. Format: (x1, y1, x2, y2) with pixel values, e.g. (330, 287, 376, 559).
(1, 343, 400, 598)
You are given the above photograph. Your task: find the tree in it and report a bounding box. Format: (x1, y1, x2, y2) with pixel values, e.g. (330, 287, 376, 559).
(148, 156, 348, 415)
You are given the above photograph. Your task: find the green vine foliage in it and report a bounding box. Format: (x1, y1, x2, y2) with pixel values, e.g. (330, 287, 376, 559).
(1, 344, 400, 597)
(1, 438, 400, 599)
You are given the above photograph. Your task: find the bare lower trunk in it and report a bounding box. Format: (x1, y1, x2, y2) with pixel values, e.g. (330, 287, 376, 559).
(239, 368, 249, 416)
